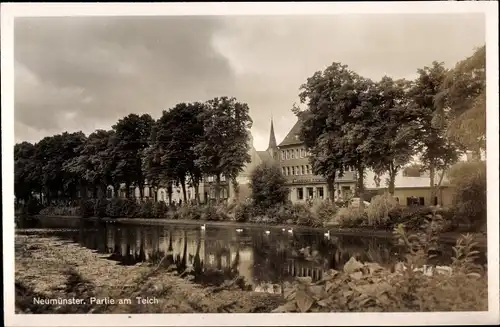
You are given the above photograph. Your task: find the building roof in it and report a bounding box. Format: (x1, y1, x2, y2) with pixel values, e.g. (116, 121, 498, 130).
(267, 119, 277, 150)
(257, 150, 272, 163)
(278, 119, 303, 147)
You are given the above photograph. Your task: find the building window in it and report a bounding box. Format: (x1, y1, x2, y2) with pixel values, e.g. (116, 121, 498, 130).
(301, 165, 305, 175)
(221, 175, 226, 182)
(282, 167, 286, 175)
(317, 187, 324, 199)
(286, 167, 290, 176)
(297, 188, 304, 200)
(291, 149, 295, 159)
(308, 165, 312, 175)
(300, 149, 304, 158)
(296, 166, 300, 175)
(291, 167, 295, 175)
(295, 149, 299, 158)
(419, 197, 425, 206)
(281, 151, 285, 160)
(433, 196, 438, 206)
(307, 187, 314, 199)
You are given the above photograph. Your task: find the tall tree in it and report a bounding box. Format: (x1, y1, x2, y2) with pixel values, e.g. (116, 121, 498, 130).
(365, 77, 418, 195)
(250, 162, 289, 210)
(194, 97, 253, 204)
(154, 102, 205, 204)
(410, 62, 462, 205)
(14, 142, 40, 204)
(34, 132, 87, 204)
(436, 45, 486, 157)
(296, 62, 374, 207)
(111, 114, 154, 199)
(64, 130, 116, 199)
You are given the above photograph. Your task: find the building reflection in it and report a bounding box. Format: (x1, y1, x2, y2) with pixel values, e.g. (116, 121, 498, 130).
(91, 223, 404, 289)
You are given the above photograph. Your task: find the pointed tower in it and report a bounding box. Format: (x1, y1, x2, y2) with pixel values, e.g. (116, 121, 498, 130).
(267, 118, 278, 160)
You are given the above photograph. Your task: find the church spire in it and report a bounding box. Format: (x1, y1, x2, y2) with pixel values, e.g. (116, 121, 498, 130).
(267, 117, 277, 150)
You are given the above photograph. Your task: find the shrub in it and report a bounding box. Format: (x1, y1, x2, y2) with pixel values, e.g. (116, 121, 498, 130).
(291, 203, 321, 227)
(311, 200, 338, 225)
(78, 200, 95, 218)
(93, 199, 109, 218)
(366, 193, 399, 227)
(25, 198, 42, 215)
(177, 205, 203, 220)
(152, 201, 168, 219)
(137, 200, 154, 218)
(234, 202, 255, 222)
(250, 163, 289, 210)
(448, 160, 486, 231)
(273, 216, 487, 313)
(336, 207, 365, 228)
(199, 204, 229, 221)
(105, 198, 139, 218)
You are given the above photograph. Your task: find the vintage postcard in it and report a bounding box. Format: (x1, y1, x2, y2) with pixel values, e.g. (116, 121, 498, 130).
(2, 2, 499, 326)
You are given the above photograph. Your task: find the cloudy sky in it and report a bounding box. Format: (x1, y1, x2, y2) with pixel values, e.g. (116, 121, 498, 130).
(14, 13, 485, 150)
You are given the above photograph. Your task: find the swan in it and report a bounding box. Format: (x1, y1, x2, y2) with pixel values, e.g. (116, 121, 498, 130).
(287, 228, 293, 234)
(236, 228, 243, 233)
(282, 228, 286, 232)
(324, 230, 330, 238)
(265, 230, 270, 235)
(200, 224, 206, 230)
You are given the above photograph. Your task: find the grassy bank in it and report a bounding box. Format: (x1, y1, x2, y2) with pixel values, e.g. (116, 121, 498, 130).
(15, 232, 284, 313)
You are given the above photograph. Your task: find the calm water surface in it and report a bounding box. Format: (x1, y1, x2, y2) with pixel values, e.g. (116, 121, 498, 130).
(17, 217, 481, 293)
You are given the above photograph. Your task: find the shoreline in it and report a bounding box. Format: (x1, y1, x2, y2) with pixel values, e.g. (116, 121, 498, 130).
(15, 232, 284, 313)
(27, 214, 487, 247)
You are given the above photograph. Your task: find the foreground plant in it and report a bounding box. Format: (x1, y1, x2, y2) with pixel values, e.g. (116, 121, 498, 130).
(273, 213, 487, 313)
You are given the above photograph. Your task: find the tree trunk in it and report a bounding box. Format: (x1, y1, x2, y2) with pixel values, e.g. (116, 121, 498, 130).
(193, 180, 200, 205)
(139, 184, 144, 201)
(388, 163, 396, 196)
(180, 178, 188, 205)
(429, 164, 436, 205)
(231, 177, 239, 203)
(327, 174, 336, 202)
(125, 183, 131, 199)
(215, 174, 221, 204)
(167, 182, 173, 206)
(356, 165, 365, 211)
(113, 184, 120, 198)
(436, 170, 446, 206)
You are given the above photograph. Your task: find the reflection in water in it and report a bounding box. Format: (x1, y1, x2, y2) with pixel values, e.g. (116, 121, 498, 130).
(18, 217, 480, 293)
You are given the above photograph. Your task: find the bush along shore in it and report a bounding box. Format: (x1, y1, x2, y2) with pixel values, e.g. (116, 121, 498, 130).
(28, 193, 484, 235)
(15, 212, 488, 313)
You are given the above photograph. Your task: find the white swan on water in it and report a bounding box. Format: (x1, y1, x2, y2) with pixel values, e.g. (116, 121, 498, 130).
(200, 224, 206, 230)
(265, 230, 270, 235)
(282, 228, 286, 232)
(236, 228, 243, 233)
(324, 230, 330, 238)
(287, 228, 293, 234)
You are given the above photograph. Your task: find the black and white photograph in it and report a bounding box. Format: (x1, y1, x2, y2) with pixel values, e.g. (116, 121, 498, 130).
(2, 2, 499, 326)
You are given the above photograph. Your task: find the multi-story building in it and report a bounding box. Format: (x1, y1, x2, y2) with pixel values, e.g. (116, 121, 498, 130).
(270, 118, 357, 203)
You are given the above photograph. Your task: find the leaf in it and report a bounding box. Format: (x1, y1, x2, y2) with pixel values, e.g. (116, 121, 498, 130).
(295, 289, 314, 313)
(343, 257, 364, 274)
(350, 272, 363, 280)
(316, 298, 331, 307)
(309, 285, 325, 300)
(284, 288, 296, 301)
(325, 281, 336, 293)
(272, 301, 298, 313)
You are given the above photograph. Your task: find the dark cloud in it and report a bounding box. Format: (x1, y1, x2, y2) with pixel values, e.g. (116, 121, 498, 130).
(14, 14, 485, 149)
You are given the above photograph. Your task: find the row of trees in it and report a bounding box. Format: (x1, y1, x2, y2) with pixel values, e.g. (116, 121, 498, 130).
(294, 46, 486, 206)
(14, 97, 253, 206)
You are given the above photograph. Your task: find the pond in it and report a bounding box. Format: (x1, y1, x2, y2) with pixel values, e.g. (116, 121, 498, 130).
(15, 216, 485, 293)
